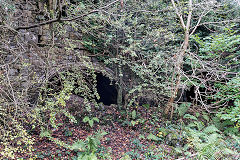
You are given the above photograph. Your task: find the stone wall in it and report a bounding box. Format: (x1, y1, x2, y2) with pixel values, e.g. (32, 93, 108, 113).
(0, 0, 115, 107)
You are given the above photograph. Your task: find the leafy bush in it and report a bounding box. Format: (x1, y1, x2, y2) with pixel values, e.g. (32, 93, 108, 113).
(214, 76, 240, 134)
(0, 116, 36, 159)
(83, 116, 99, 128)
(192, 25, 240, 71)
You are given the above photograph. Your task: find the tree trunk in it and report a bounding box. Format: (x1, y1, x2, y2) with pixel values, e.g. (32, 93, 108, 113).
(164, 0, 192, 118)
(164, 32, 190, 118)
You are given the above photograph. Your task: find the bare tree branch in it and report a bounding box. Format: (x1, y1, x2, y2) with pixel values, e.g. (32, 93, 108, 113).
(195, 18, 240, 28)
(190, 10, 210, 36)
(186, 0, 193, 31)
(15, 0, 120, 30)
(171, 0, 186, 29)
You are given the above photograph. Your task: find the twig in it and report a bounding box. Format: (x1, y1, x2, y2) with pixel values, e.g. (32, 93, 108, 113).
(0, 55, 20, 68)
(5, 65, 19, 118)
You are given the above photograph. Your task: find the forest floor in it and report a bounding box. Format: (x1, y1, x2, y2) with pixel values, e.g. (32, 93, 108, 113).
(7, 101, 240, 160)
(30, 121, 173, 160)
(14, 104, 179, 160)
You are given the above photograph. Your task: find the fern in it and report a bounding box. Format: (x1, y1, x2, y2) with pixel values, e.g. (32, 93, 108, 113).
(70, 140, 86, 151)
(40, 128, 107, 159)
(203, 125, 220, 134)
(184, 114, 236, 160)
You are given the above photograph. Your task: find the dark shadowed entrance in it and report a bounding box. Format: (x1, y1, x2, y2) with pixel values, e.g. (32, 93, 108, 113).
(96, 73, 118, 105)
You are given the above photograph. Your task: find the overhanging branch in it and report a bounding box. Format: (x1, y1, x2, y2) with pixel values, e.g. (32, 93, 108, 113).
(15, 0, 120, 30)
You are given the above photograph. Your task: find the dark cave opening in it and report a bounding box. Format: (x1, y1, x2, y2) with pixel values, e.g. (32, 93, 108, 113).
(37, 71, 118, 106)
(176, 85, 219, 105)
(96, 73, 118, 105)
(176, 86, 195, 103)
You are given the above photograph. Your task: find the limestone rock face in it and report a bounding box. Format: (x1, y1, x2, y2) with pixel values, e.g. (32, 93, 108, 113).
(67, 94, 85, 108)
(1, 0, 118, 110)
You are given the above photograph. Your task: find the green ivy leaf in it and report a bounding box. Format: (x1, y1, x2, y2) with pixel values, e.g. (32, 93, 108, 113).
(89, 120, 94, 127)
(40, 129, 51, 138)
(93, 117, 99, 123)
(195, 112, 200, 118)
(147, 133, 158, 141)
(183, 114, 198, 120)
(83, 116, 90, 123)
(202, 114, 210, 122)
(139, 134, 145, 139)
(132, 110, 136, 119)
(131, 120, 136, 126)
